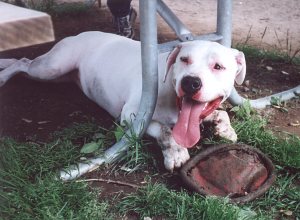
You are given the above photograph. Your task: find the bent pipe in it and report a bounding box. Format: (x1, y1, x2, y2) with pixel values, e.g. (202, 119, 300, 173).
(156, 0, 232, 52)
(158, 33, 223, 53)
(215, 0, 300, 109)
(60, 0, 158, 181)
(228, 86, 300, 109)
(156, 0, 194, 42)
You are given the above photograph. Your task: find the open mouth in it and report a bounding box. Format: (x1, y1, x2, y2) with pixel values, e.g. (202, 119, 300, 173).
(198, 97, 223, 120)
(172, 96, 223, 148)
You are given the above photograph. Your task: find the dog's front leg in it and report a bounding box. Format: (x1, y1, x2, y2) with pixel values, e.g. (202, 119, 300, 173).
(203, 110, 237, 142)
(147, 121, 190, 172)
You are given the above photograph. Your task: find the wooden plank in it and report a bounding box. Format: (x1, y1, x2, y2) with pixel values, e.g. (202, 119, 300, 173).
(0, 2, 55, 51)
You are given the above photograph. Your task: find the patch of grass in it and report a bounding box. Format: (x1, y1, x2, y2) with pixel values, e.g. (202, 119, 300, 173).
(59, 121, 155, 173)
(13, 0, 92, 15)
(247, 172, 300, 218)
(50, 3, 92, 15)
(235, 44, 300, 64)
(0, 136, 113, 219)
(270, 97, 289, 113)
(0, 138, 82, 177)
(231, 102, 300, 169)
(110, 123, 153, 173)
(0, 122, 155, 219)
(54, 121, 154, 175)
(0, 174, 112, 220)
(229, 103, 300, 218)
(117, 176, 300, 219)
(118, 183, 266, 220)
(52, 121, 104, 142)
(53, 122, 114, 152)
(1, 115, 299, 219)
(202, 103, 300, 218)
(18, 0, 56, 12)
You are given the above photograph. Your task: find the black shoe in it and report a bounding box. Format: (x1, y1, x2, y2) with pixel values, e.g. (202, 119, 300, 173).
(113, 8, 137, 39)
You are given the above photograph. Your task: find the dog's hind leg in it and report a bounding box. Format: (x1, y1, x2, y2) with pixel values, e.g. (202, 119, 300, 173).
(0, 37, 80, 87)
(0, 56, 70, 87)
(0, 58, 33, 86)
(0, 59, 18, 69)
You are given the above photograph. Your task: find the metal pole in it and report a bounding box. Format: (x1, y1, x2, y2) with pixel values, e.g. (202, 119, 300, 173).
(229, 85, 300, 109)
(216, 0, 232, 47)
(135, 0, 158, 135)
(60, 0, 158, 181)
(220, 0, 300, 108)
(156, 0, 194, 42)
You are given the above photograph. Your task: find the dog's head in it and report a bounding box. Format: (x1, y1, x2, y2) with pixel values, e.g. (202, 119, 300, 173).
(165, 41, 246, 148)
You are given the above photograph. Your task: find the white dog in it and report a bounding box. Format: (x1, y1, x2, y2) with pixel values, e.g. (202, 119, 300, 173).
(0, 31, 246, 171)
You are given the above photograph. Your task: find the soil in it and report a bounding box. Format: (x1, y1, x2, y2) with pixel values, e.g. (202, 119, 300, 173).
(0, 3, 299, 209)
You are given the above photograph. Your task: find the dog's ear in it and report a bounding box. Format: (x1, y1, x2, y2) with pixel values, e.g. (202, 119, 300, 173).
(232, 49, 246, 85)
(164, 45, 182, 82)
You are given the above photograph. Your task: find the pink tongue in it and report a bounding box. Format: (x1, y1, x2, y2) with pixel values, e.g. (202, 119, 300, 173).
(172, 98, 206, 148)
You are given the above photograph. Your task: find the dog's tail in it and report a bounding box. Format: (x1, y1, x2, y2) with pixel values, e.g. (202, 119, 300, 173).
(0, 59, 18, 70)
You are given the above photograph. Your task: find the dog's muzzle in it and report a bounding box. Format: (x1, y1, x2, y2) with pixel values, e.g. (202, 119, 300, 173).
(181, 76, 202, 96)
(172, 96, 223, 148)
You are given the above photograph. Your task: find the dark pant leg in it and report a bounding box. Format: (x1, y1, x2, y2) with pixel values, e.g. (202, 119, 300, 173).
(107, 0, 132, 17)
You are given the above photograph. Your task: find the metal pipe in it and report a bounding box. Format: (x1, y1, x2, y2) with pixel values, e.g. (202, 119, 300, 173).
(137, 0, 159, 134)
(156, 0, 194, 42)
(159, 33, 223, 53)
(229, 86, 300, 109)
(216, 0, 232, 47)
(220, 0, 300, 108)
(60, 0, 158, 181)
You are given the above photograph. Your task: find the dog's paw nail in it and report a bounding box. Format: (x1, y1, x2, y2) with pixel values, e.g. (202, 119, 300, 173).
(164, 159, 174, 172)
(163, 145, 190, 172)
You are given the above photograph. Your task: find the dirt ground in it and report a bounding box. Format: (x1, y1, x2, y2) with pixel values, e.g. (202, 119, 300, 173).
(0, 2, 300, 202)
(133, 0, 300, 54)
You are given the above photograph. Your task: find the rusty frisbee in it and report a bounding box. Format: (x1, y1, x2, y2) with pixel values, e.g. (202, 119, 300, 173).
(180, 144, 276, 203)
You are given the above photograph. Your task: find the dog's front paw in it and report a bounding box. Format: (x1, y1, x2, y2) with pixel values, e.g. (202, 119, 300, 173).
(215, 123, 237, 142)
(162, 137, 190, 172)
(214, 111, 237, 142)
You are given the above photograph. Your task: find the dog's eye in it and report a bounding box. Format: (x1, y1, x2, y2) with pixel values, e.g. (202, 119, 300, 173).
(180, 56, 189, 63)
(214, 63, 224, 70)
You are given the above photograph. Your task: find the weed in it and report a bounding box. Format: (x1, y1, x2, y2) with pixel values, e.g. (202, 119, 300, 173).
(112, 122, 153, 173)
(50, 3, 91, 15)
(230, 100, 254, 120)
(270, 97, 288, 113)
(235, 25, 300, 64)
(118, 183, 267, 220)
(0, 137, 113, 219)
(7, 0, 93, 15)
(24, 0, 56, 12)
(230, 102, 300, 169)
(235, 44, 300, 65)
(203, 103, 300, 218)
(247, 172, 300, 218)
(54, 121, 153, 173)
(236, 44, 284, 61)
(1, 119, 299, 219)
(52, 121, 104, 142)
(79, 121, 153, 173)
(1, 109, 299, 220)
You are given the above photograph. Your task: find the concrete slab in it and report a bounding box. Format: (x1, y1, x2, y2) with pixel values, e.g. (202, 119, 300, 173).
(0, 2, 55, 51)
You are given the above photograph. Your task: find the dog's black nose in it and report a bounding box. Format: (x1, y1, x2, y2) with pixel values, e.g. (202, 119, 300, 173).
(181, 76, 202, 95)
